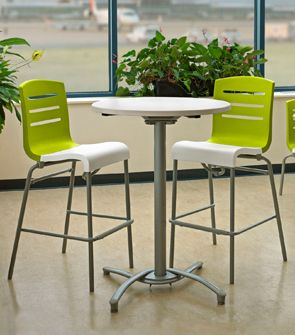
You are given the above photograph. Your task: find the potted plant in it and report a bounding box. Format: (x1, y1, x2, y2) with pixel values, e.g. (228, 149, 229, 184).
(0, 33, 43, 133)
(115, 30, 267, 98)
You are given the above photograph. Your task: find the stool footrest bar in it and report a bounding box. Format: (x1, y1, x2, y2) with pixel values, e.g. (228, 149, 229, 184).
(21, 219, 133, 242)
(31, 168, 73, 185)
(230, 215, 276, 236)
(170, 219, 229, 235)
(170, 214, 276, 236)
(67, 210, 127, 221)
(175, 204, 214, 220)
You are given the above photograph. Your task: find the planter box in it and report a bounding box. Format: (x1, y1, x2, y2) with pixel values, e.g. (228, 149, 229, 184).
(154, 79, 214, 97)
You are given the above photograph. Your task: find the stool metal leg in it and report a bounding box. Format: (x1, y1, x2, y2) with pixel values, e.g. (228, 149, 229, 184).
(208, 171, 217, 245)
(8, 164, 38, 279)
(264, 157, 287, 262)
(229, 168, 235, 284)
(62, 161, 76, 253)
(124, 160, 134, 269)
(86, 172, 94, 292)
(279, 154, 293, 195)
(169, 160, 178, 268)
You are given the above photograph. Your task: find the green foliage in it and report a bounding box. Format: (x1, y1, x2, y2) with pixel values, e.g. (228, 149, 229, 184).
(0, 33, 42, 133)
(115, 31, 267, 97)
(196, 37, 267, 81)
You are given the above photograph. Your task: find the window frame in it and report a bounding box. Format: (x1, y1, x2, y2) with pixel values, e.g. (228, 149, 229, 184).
(66, 0, 118, 99)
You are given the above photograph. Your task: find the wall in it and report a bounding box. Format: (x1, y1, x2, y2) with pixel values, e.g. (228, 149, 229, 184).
(0, 94, 294, 183)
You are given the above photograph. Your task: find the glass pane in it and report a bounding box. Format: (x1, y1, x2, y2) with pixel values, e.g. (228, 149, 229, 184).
(1, 0, 109, 93)
(118, 0, 255, 91)
(265, 0, 295, 87)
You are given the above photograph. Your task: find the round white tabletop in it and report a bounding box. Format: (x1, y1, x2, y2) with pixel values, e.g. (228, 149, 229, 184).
(91, 97, 231, 117)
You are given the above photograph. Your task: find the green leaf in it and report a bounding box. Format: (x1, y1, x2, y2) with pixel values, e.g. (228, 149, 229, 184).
(185, 49, 202, 56)
(137, 48, 149, 56)
(155, 30, 165, 42)
(158, 70, 164, 78)
(208, 38, 218, 48)
(248, 58, 254, 67)
(174, 69, 179, 79)
(238, 46, 253, 55)
(180, 42, 191, 51)
(116, 63, 126, 72)
(208, 47, 222, 59)
(5, 102, 13, 113)
(116, 86, 130, 96)
(191, 43, 207, 54)
(5, 50, 26, 60)
(184, 79, 191, 91)
(255, 58, 268, 64)
(0, 93, 9, 103)
(196, 55, 211, 63)
(148, 38, 156, 48)
(13, 104, 21, 122)
(0, 86, 10, 96)
(156, 44, 166, 54)
(176, 36, 187, 48)
(193, 72, 206, 80)
(247, 50, 264, 56)
(0, 37, 30, 47)
(126, 60, 138, 67)
(122, 50, 136, 58)
(0, 105, 5, 122)
(139, 60, 149, 68)
(170, 46, 179, 59)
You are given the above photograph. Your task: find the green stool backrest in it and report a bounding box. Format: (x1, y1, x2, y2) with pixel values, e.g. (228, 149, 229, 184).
(209, 76, 275, 153)
(19, 79, 78, 161)
(286, 99, 295, 152)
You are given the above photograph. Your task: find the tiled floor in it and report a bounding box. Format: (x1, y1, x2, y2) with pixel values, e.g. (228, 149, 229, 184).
(1, 173, 294, 335)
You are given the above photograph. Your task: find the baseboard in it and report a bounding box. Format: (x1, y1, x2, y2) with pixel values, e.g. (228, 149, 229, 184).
(0, 163, 294, 191)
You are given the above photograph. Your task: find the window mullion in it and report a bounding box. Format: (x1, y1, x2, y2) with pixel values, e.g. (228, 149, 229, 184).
(109, 0, 118, 94)
(254, 0, 265, 77)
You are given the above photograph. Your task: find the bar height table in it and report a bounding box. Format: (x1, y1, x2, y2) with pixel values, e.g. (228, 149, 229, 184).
(91, 97, 231, 312)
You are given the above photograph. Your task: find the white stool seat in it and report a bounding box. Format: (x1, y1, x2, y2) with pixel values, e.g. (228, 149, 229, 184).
(171, 141, 262, 168)
(41, 142, 130, 172)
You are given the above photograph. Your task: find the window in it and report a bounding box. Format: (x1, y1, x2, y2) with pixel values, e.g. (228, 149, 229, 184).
(1, 0, 110, 96)
(264, 0, 295, 89)
(1, 0, 293, 97)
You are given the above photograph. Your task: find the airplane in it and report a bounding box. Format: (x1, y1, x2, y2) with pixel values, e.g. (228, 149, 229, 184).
(83, 0, 139, 30)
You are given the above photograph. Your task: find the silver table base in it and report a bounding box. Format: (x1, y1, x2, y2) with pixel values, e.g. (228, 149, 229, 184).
(103, 262, 226, 312)
(103, 118, 226, 312)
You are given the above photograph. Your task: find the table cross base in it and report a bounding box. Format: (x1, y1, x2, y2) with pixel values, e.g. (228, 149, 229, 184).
(103, 262, 226, 312)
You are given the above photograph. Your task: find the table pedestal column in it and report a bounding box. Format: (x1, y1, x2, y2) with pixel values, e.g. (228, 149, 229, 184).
(154, 121, 167, 276)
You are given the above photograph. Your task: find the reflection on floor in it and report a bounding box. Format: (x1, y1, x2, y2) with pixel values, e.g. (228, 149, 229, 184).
(1, 174, 294, 335)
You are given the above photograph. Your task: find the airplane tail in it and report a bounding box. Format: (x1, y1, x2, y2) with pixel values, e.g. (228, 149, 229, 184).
(89, 0, 97, 12)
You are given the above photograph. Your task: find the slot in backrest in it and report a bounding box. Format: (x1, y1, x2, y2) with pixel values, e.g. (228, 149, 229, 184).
(25, 92, 65, 135)
(28, 102, 61, 127)
(221, 100, 264, 121)
(286, 100, 295, 152)
(19, 80, 77, 161)
(209, 77, 275, 152)
(220, 90, 267, 117)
